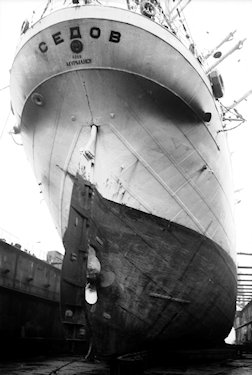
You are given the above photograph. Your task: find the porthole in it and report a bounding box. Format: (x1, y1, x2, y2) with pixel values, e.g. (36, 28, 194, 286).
(31, 92, 45, 106)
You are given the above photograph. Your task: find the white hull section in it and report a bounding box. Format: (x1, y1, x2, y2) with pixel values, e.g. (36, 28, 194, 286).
(10, 6, 235, 258)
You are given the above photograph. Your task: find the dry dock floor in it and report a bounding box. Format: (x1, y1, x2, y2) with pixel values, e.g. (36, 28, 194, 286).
(1, 353, 252, 374)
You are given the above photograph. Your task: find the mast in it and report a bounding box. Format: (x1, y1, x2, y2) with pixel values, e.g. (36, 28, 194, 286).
(226, 90, 252, 111)
(170, 0, 191, 21)
(162, 0, 191, 19)
(203, 30, 237, 60)
(206, 39, 246, 74)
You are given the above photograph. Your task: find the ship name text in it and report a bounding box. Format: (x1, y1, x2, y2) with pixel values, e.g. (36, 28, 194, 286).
(38, 26, 121, 54)
(66, 58, 92, 67)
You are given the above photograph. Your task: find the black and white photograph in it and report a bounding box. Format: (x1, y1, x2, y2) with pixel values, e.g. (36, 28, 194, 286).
(0, 1, 252, 373)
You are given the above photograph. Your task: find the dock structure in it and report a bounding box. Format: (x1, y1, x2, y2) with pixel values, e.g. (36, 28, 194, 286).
(1, 351, 252, 374)
(237, 253, 252, 308)
(0, 239, 66, 357)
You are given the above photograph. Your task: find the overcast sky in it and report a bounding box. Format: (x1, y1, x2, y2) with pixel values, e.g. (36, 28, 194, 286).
(0, 0, 251, 261)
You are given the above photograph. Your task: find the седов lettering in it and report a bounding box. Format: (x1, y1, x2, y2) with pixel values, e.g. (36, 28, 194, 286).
(38, 26, 121, 53)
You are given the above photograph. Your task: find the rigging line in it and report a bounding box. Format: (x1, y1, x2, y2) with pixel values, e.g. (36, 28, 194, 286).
(0, 85, 9, 92)
(40, 0, 52, 20)
(218, 120, 246, 133)
(9, 132, 23, 146)
(220, 101, 245, 119)
(0, 110, 11, 141)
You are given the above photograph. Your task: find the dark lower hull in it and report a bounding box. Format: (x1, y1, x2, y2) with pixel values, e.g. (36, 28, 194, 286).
(61, 175, 237, 357)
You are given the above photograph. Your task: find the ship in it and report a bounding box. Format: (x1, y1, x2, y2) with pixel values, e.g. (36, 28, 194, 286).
(10, 0, 237, 357)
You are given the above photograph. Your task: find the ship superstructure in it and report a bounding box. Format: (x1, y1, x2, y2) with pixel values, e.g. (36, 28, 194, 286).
(10, 0, 237, 357)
